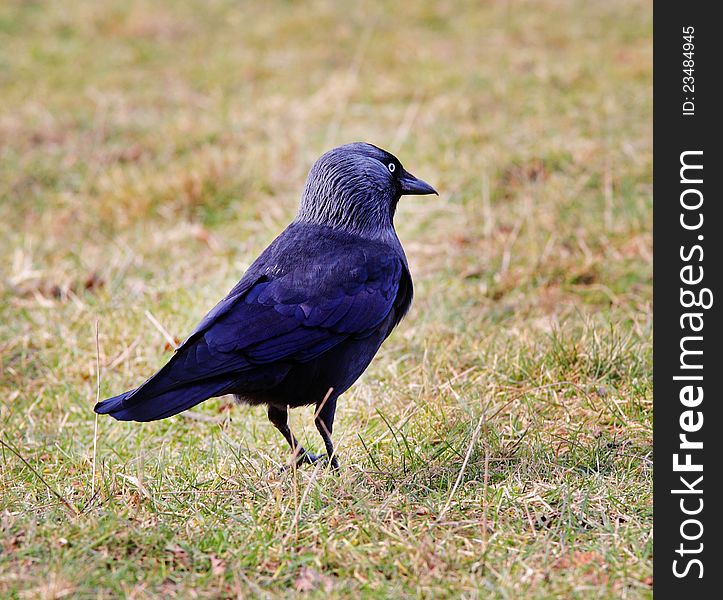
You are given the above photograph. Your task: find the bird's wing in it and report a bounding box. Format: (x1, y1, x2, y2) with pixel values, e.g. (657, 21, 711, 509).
(176, 276, 260, 350)
(115, 248, 405, 404)
(198, 249, 403, 365)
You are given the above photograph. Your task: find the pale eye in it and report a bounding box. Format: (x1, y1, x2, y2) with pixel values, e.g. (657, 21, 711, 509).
(388, 162, 396, 173)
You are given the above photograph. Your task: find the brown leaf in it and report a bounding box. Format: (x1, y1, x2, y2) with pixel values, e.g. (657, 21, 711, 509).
(553, 551, 604, 571)
(2, 534, 24, 553)
(163, 336, 182, 351)
(572, 551, 600, 567)
(210, 555, 226, 576)
(83, 272, 105, 291)
(294, 567, 333, 593)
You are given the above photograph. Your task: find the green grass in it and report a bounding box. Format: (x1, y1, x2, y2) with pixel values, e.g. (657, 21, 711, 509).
(0, 0, 651, 597)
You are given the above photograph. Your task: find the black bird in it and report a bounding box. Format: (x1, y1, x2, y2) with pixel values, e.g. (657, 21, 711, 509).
(95, 143, 437, 469)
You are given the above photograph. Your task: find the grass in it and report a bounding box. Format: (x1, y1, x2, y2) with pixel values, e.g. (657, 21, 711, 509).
(0, 0, 652, 597)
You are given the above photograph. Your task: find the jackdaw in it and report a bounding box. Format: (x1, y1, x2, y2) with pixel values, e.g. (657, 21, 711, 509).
(95, 142, 437, 469)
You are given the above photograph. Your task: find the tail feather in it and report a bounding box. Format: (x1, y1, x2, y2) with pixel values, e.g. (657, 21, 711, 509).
(94, 379, 235, 422)
(94, 389, 135, 416)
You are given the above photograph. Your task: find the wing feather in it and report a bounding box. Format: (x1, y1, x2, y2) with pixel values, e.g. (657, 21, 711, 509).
(123, 249, 405, 404)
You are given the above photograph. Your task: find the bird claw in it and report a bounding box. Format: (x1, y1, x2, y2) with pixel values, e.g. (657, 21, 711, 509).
(277, 452, 339, 474)
(296, 451, 324, 466)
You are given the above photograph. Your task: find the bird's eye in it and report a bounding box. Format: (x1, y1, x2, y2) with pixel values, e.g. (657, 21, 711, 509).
(388, 163, 396, 173)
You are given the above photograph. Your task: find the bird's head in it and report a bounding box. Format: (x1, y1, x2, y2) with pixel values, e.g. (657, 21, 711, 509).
(296, 143, 437, 237)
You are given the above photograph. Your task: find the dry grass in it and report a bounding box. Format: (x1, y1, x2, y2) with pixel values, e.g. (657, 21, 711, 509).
(1, 0, 651, 597)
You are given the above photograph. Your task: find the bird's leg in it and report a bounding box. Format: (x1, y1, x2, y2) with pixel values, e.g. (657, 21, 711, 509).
(267, 405, 322, 467)
(314, 395, 339, 470)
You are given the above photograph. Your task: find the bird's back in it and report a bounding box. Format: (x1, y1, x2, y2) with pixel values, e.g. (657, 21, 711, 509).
(232, 222, 414, 407)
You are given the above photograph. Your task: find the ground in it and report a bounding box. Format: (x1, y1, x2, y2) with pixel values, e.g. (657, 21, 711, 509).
(0, 0, 651, 597)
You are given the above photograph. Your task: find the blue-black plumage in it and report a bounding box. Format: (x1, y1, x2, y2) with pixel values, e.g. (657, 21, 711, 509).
(95, 142, 437, 468)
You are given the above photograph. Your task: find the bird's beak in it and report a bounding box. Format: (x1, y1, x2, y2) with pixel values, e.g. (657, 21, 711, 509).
(400, 170, 438, 196)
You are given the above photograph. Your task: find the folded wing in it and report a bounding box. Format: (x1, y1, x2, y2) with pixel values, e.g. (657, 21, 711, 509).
(94, 248, 405, 421)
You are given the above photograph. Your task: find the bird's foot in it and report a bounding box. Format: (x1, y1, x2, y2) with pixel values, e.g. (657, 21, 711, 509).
(302, 453, 340, 471)
(296, 451, 325, 467)
(279, 452, 339, 474)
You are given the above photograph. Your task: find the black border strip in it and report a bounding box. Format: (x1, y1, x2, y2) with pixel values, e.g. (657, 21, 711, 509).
(653, 2, 721, 596)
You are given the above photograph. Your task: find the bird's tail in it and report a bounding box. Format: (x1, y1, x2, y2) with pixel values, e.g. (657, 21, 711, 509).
(94, 379, 235, 422)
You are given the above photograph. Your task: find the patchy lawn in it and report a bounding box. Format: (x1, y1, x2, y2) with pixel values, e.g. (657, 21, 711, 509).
(1, 0, 651, 597)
